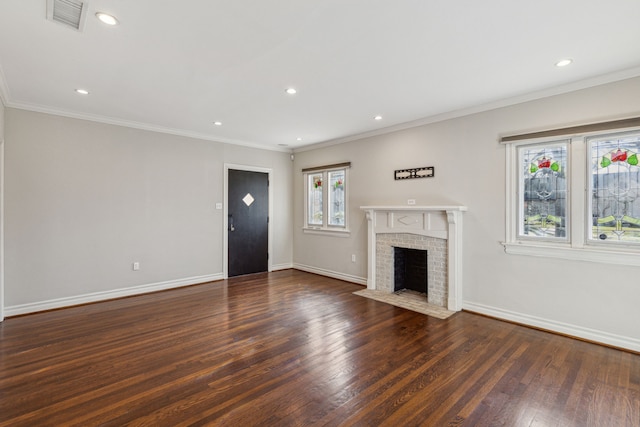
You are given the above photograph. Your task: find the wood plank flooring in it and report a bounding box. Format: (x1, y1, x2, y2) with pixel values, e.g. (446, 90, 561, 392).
(1, 269, 638, 426)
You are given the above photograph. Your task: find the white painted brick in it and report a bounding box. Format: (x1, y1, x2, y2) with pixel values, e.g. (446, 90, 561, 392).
(375, 232, 448, 307)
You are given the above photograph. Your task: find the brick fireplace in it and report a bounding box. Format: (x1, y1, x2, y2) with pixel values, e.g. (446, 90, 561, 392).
(361, 205, 467, 311)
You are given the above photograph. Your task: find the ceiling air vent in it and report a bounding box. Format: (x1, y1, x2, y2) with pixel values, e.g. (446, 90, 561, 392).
(46, 0, 87, 31)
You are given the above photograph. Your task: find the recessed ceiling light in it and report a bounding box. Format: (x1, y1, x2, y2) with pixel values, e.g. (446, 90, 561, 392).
(296, 137, 303, 141)
(285, 88, 297, 95)
(75, 88, 89, 95)
(374, 115, 383, 121)
(213, 121, 222, 126)
(96, 12, 118, 26)
(555, 58, 573, 67)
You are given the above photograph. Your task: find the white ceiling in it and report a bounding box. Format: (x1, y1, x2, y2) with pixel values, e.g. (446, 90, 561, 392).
(1, 0, 640, 151)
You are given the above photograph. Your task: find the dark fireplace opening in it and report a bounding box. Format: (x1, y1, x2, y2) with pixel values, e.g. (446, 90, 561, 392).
(394, 247, 428, 296)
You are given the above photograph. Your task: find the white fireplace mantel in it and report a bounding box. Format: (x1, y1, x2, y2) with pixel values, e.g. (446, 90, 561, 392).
(361, 205, 467, 311)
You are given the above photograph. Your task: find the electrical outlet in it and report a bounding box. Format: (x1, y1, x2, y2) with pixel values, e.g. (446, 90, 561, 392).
(351, 254, 356, 263)
(407, 199, 416, 205)
(133, 262, 140, 271)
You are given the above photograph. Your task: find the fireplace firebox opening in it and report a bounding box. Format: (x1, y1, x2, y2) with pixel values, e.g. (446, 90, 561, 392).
(393, 247, 428, 297)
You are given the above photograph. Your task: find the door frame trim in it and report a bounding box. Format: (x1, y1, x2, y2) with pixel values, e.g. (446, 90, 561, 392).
(223, 163, 273, 279)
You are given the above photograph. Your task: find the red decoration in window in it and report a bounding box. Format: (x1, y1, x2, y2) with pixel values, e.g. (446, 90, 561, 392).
(611, 149, 627, 162)
(538, 157, 551, 168)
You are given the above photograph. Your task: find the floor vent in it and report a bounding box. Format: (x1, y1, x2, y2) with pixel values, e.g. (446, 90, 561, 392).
(46, 0, 87, 31)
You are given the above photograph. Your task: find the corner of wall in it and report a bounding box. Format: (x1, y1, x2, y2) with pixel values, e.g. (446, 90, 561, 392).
(0, 97, 5, 322)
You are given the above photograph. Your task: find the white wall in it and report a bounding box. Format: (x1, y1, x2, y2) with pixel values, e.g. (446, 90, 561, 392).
(293, 76, 640, 351)
(4, 109, 293, 312)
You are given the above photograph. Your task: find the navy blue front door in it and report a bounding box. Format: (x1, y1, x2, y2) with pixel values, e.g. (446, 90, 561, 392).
(228, 169, 268, 277)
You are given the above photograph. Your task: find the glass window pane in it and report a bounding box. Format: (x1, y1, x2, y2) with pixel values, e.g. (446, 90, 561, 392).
(519, 143, 568, 239)
(308, 173, 323, 225)
(590, 132, 640, 244)
(328, 170, 345, 226)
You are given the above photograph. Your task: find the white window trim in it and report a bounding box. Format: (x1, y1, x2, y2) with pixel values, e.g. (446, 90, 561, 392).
(503, 129, 640, 266)
(302, 228, 351, 237)
(303, 166, 350, 236)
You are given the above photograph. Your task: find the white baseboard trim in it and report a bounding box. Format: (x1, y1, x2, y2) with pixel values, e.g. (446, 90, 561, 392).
(5, 273, 224, 317)
(271, 262, 293, 271)
(293, 263, 367, 286)
(463, 301, 640, 353)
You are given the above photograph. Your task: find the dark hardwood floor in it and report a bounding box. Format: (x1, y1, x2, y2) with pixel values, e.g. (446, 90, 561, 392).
(0, 269, 638, 426)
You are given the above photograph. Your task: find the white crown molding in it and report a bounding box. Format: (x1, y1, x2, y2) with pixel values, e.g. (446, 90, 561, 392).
(463, 301, 640, 353)
(3, 64, 640, 154)
(295, 65, 640, 153)
(4, 100, 292, 153)
(4, 273, 224, 317)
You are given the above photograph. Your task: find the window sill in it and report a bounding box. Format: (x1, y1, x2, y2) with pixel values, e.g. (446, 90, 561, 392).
(303, 227, 351, 238)
(502, 241, 640, 266)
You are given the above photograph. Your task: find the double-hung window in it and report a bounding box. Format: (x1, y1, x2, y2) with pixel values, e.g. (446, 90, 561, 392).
(303, 162, 350, 236)
(504, 121, 640, 265)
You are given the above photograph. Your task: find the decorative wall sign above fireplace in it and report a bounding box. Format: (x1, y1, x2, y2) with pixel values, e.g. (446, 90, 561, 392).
(394, 166, 434, 180)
